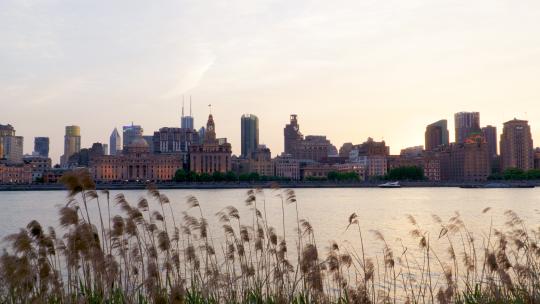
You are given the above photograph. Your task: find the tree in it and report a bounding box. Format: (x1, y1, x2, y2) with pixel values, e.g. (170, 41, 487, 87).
(225, 171, 238, 182)
(385, 166, 424, 181)
(212, 171, 226, 182)
(173, 169, 188, 182)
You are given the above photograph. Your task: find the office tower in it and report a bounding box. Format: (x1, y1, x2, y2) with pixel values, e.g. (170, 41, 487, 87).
(284, 114, 303, 154)
(198, 127, 206, 144)
(425, 120, 449, 150)
(0, 124, 16, 159)
(189, 114, 232, 174)
(123, 124, 143, 148)
(241, 114, 259, 158)
(438, 134, 491, 181)
(61, 126, 81, 167)
(481, 125, 497, 159)
(500, 118, 534, 171)
(181, 97, 195, 129)
(152, 127, 200, 166)
(102, 144, 109, 155)
(110, 128, 121, 155)
(34, 137, 50, 157)
(454, 112, 481, 143)
(3, 136, 24, 163)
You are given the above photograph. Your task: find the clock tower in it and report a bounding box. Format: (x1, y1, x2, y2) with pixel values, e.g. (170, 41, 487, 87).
(204, 114, 216, 143)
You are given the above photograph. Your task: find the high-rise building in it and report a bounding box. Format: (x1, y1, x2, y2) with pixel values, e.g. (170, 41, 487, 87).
(454, 112, 481, 143)
(61, 126, 81, 167)
(123, 124, 143, 148)
(284, 114, 303, 154)
(3, 136, 24, 163)
(282, 115, 336, 161)
(500, 119, 534, 171)
(34, 137, 50, 157)
(152, 127, 200, 166)
(0, 124, 16, 160)
(102, 144, 109, 155)
(481, 125, 497, 159)
(189, 114, 232, 174)
(181, 97, 195, 130)
(425, 120, 449, 150)
(110, 128, 121, 155)
(241, 114, 259, 158)
(438, 134, 491, 181)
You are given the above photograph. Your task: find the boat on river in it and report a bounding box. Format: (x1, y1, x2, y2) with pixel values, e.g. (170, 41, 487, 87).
(378, 181, 401, 188)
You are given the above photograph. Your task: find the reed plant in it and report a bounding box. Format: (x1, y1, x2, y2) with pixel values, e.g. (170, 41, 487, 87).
(1, 169, 539, 303)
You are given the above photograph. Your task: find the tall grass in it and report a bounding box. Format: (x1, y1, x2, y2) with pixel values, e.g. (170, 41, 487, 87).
(1, 169, 539, 303)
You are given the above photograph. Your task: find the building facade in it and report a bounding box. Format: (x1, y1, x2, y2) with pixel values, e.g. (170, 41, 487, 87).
(23, 155, 52, 181)
(189, 114, 232, 174)
(91, 137, 182, 182)
(454, 112, 481, 144)
(122, 124, 143, 148)
(2, 136, 23, 164)
(110, 128, 122, 155)
(61, 125, 81, 167)
(425, 120, 449, 151)
(535, 148, 540, 169)
(241, 114, 259, 158)
(34, 137, 50, 157)
(0, 162, 32, 184)
(439, 134, 490, 181)
(152, 127, 200, 167)
(247, 145, 273, 176)
(482, 126, 497, 159)
(273, 153, 300, 180)
(500, 119, 534, 171)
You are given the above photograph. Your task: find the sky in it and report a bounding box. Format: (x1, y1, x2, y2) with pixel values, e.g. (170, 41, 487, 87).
(1, 0, 540, 164)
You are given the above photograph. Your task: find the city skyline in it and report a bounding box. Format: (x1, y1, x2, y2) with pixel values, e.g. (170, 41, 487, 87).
(2, 0, 540, 163)
(1, 110, 539, 165)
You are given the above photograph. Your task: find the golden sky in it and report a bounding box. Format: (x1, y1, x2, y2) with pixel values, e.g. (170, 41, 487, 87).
(1, 0, 539, 163)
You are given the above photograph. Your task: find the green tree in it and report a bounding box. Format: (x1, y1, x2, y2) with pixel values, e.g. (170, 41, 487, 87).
(173, 169, 188, 182)
(225, 171, 238, 182)
(385, 166, 424, 181)
(212, 171, 226, 182)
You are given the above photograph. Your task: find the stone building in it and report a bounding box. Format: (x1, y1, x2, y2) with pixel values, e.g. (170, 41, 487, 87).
(500, 119, 534, 171)
(90, 137, 182, 182)
(425, 120, 449, 151)
(0, 162, 32, 184)
(247, 146, 273, 176)
(273, 153, 300, 180)
(439, 134, 490, 181)
(454, 112, 481, 144)
(23, 155, 52, 181)
(152, 127, 200, 167)
(189, 114, 232, 174)
(283, 114, 336, 161)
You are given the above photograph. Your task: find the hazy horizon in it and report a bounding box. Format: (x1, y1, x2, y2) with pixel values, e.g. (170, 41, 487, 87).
(2, 0, 540, 164)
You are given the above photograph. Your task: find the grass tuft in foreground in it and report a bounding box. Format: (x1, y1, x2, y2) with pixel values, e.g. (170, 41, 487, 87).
(1, 170, 539, 303)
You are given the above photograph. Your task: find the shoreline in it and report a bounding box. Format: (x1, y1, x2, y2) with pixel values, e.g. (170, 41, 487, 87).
(0, 180, 538, 191)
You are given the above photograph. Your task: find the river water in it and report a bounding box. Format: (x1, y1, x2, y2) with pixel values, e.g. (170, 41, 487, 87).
(1, 187, 539, 258)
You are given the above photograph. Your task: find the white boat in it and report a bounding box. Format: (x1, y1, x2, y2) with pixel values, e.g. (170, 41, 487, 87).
(378, 181, 401, 188)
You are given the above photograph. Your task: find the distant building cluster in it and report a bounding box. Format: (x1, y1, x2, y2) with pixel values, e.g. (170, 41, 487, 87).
(1, 106, 540, 184)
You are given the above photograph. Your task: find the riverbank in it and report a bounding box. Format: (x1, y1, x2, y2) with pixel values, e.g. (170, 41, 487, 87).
(0, 180, 538, 191)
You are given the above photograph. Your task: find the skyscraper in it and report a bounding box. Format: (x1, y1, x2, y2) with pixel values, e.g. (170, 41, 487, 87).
(284, 114, 303, 154)
(481, 125, 497, 159)
(0, 124, 16, 160)
(61, 125, 81, 167)
(123, 124, 143, 148)
(425, 120, 449, 151)
(110, 128, 121, 155)
(500, 119, 534, 171)
(3, 136, 23, 163)
(241, 114, 259, 158)
(181, 97, 194, 130)
(454, 112, 481, 143)
(34, 137, 50, 157)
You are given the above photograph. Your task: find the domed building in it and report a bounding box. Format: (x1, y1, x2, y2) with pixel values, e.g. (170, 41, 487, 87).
(90, 134, 182, 182)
